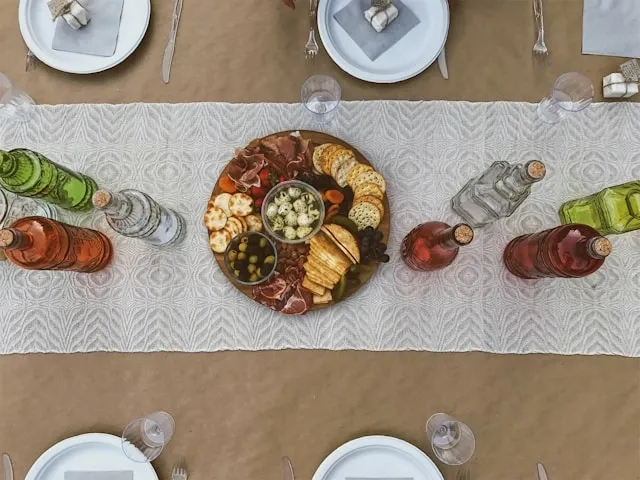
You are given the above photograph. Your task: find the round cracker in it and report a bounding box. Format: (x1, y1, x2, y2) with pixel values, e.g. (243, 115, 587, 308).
(312, 144, 331, 174)
(330, 149, 356, 180)
(354, 195, 384, 218)
(204, 206, 227, 231)
(320, 144, 344, 175)
(209, 229, 231, 253)
(353, 182, 384, 201)
(352, 171, 386, 193)
(348, 202, 381, 230)
(225, 217, 243, 236)
(325, 146, 350, 177)
(245, 214, 263, 232)
(334, 156, 359, 188)
(213, 192, 232, 217)
(235, 216, 248, 232)
(347, 164, 374, 188)
(229, 193, 254, 217)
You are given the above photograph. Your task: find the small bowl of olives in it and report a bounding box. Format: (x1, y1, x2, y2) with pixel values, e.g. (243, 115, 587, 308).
(224, 232, 278, 286)
(261, 180, 325, 244)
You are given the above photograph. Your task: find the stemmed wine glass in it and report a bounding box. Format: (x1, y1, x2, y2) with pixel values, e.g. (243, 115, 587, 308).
(537, 72, 594, 124)
(426, 413, 475, 466)
(122, 412, 175, 462)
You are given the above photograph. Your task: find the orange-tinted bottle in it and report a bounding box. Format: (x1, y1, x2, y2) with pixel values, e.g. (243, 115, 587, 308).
(0, 216, 112, 272)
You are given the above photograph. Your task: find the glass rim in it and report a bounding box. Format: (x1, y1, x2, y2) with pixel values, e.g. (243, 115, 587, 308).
(426, 412, 476, 466)
(551, 72, 594, 112)
(300, 75, 342, 115)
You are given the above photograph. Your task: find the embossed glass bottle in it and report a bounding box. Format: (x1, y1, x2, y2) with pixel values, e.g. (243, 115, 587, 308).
(559, 181, 640, 235)
(503, 224, 612, 279)
(0, 149, 98, 212)
(451, 160, 546, 227)
(0, 216, 112, 272)
(92, 189, 186, 246)
(401, 222, 474, 271)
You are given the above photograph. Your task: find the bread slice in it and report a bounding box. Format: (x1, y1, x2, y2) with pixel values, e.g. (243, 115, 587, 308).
(348, 202, 381, 230)
(302, 276, 326, 296)
(321, 224, 360, 264)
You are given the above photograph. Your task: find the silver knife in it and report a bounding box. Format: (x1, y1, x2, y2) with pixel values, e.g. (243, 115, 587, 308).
(437, 46, 449, 80)
(162, 0, 184, 83)
(537, 462, 549, 480)
(2, 454, 14, 480)
(282, 457, 294, 480)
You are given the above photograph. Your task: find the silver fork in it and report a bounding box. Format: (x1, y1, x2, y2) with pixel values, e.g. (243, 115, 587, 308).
(304, 0, 319, 61)
(26, 49, 37, 72)
(533, 0, 549, 63)
(456, 468, 470, 480)
(171, 460, 188, 480)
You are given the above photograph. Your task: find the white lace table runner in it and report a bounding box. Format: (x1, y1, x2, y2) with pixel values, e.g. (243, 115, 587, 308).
(1, 101, 640, 355)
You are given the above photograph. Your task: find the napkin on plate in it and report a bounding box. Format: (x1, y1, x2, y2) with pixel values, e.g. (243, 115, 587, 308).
(334, 0, 420, 61)
(582, 0, 640, 58)
(65, 472, 133, 480)
(52, 0, 125, 57)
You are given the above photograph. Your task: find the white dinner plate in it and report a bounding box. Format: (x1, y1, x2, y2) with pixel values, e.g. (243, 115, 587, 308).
(318, 0, 449, 83)
(18, 0, 151, 74)
(313, 436, 444, 480)
(26, 433, 158, 480)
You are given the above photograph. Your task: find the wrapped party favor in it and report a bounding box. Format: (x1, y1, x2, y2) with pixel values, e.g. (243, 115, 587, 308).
(364, 3, 399, 32)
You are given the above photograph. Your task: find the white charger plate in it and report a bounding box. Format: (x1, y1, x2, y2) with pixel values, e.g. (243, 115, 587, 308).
(313, 436, 444, 480)
(18, 0, 151, 74)
(26, 433, 158, 480)
(318, 0, 449, 83)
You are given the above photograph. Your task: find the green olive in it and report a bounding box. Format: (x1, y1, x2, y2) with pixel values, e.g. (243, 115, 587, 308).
(249, 273, 259, 282)
(247, 264, 257, 273)
(238, 243, 248, 252)
(259, 237, 268, 248)
(240, 236, 249, 244)
(257, 267, 263, 277)
(227, 250, 238, 261)
(233, 270, 240, 277)
(237, 252, 247, 261)
(229, 261, 235, 269)
(249, 255, 258, 264)
(264, 255, 275, 264)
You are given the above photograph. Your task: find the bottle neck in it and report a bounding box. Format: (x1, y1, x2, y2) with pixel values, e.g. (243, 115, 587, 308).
(433, 224, 473, 250)
(93, 190, 133, 219)
(0, 228, 33, 251)
(578, 236, 612, 260)
(0, 150, 18, 177)
(514, 161, 545, 187)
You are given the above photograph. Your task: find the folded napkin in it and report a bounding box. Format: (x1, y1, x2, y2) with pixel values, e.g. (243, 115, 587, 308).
(52, 0, 125, 57)
(65, 472, 133, 480)
(583, 0, 640, 58)
(334, 0, 420, 61)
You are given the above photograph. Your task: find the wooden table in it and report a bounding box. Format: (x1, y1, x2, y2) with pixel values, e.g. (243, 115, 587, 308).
(0, 1, 639, 479)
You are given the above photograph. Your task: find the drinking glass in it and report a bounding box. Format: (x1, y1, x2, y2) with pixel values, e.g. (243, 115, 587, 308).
(426, 413, 475, 466)
(122, 412, 175, 462)
(301, 75, 341, 123)
(0, 73, 35, 123)
(537, 72, 594, 124)
(0, 193, 58, 229)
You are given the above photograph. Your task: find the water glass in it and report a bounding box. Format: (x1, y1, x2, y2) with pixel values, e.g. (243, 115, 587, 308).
(537, 72, 594, 124)
(301, 75, 341, 123)
(0, 192, 58, 229)
(122, 411, 175, 462)
(426, 413, 475, 466)
(0, 73, 35, 123)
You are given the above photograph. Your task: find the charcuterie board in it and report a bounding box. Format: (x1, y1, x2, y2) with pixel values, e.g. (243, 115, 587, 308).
(204, 131, 390, 315)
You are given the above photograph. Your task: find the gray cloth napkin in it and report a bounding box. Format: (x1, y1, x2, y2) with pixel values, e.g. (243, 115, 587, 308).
(583, 0, 640, 58)
(65, 472, 133, 480)
(334, 0, 420, 61)
(52, 0, 125, 57)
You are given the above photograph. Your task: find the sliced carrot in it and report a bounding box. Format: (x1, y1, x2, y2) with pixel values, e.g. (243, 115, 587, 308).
(325, 189, 344, 205)
(219, 175, 237, 193)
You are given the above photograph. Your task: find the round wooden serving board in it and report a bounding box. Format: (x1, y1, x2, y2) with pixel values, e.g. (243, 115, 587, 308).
(208, 130, 391, 313)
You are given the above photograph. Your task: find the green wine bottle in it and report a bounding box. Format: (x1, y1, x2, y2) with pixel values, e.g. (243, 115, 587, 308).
(0, 148, 98, 212)
(558, 181, 640, 235)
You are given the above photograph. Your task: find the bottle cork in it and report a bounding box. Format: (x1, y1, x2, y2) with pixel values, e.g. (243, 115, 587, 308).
(590, 237, 612, 258)
(92, 190, 112, 209)
(526, 160, 546, 180)
(0, 229, 15, 248)
(453, 224, 474, 246)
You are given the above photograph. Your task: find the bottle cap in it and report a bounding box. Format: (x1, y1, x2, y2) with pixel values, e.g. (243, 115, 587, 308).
(453, 224, 474, 245)
(590, 237, 612, 258)
(526, 160, 546, 180)
(92, 190, 112, 208)
(0, 229, 15, 248)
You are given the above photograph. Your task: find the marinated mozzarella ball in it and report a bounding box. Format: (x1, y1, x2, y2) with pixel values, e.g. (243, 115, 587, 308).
(271, 216, 285, 232)
(287, 187, 302, 199)
(296, 226, 313, 239)
(284, 226, 297, 240)
(297, 213, 311, 227)
(285, 211, 298, 226)
(293, 198, 307, 213)
(308, 207, 321, 220)
(266, 203, 278, 220)
(274, 191, 290, 206)
(301, 192, 314, 204)
(278, 202, 293, 215)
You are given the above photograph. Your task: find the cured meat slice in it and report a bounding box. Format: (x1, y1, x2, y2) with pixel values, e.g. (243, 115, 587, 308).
(227, 150, 266, 192)
(280, 284, 313, 315)
(253, 273, 288, 301)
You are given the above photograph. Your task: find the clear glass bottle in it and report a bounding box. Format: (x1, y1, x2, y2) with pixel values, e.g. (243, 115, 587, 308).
(503, 224, 611, 279)
(558, 181, 640, 235)
(92, 189, 186, 246)
(0, 148, 98, 212)
(0, 216, 112, 272)
(401, 221, 474, 271)
(451, 160, 546, 228)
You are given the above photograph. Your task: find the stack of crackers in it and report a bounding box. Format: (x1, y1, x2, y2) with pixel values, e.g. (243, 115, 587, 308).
(302, 224, 360, 304)
(204, 192, 263, 253)
(312, 143, 386, 230)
